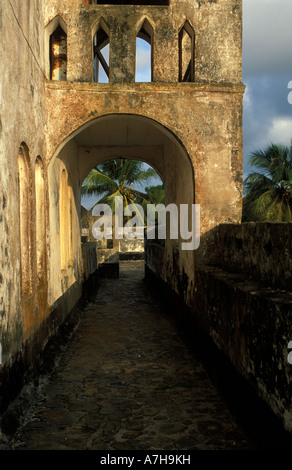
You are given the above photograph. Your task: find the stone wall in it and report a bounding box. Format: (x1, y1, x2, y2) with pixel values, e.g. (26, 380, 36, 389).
(44, 0, 242, 84)
(81, 242, 99, 280)
(0, 0, 47, 375)
(214, 222, 292, 291)
(146, 222, 292, 434)
(207, 222, 292, 434)
(44, 0, 244, 319)
(119, 238, 144, 253)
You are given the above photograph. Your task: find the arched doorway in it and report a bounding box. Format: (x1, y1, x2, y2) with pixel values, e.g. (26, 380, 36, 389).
(48, 114, 196, 312)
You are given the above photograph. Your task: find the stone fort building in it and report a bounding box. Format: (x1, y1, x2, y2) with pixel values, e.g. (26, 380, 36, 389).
(1, 0, 292, 437)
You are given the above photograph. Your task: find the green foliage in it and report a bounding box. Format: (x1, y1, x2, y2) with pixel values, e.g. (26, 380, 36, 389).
(145, 185, 165, 204)
(81, 159, 161, 223)
(243, 143, 292, 222)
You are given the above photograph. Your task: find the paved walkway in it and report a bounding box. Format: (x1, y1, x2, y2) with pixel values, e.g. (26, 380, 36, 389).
(3, 261, 256, 450)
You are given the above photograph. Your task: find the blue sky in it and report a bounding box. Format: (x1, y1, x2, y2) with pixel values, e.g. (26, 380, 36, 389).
(97, 38, 151, 82)
(83, 2, 292, 209)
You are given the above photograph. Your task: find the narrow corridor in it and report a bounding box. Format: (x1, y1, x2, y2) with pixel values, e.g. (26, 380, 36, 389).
(2, 261, 256, 450)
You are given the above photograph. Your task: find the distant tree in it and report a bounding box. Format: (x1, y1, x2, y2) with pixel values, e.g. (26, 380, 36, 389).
(243, 143, 292, 222)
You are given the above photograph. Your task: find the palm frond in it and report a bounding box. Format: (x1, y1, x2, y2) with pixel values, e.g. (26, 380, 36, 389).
(89, 189, 122, 212)
(124, 197, 146, 227)
(82, 158, 163, 224)
(81, 168, 118, 196)
(128, 167, 159, 186)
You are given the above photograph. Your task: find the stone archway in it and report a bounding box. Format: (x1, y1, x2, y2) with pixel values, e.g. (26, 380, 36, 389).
(47, 113, 196, 312)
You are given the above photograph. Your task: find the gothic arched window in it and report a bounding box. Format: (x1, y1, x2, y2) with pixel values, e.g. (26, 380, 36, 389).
(136, 18, 154, 82)
(179, 20, 195, 82)
(50, 25, 67, 80)
(93, 20, 110, 83)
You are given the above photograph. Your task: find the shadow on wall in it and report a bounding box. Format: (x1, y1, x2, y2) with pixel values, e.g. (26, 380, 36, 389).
(145, 221, 292, 442)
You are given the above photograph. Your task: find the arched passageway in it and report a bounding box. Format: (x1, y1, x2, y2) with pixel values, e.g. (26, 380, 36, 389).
(48, 114, 197, 313)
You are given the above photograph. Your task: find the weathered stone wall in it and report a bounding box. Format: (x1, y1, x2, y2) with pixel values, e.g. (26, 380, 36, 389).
(119, 239, 144, 253)
(146, 222, 292, 434)
(43, 0, 244, 313)
(48, 140, 84, 308)
(82, 242, 99, 279)
(46, 84, 243, 308)
(44, 0, 242, 84)
(0, 0, 47, 371)
(214, 222, 292, 291)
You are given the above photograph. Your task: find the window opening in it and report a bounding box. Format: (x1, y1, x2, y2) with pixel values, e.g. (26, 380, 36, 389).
(179, 21, 195, 82)
(50, 25, 67, 80)
(136, 19, 153, 82)
(93, 26, 110, 83)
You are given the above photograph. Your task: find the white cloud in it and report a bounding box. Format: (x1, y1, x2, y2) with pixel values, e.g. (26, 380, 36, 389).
(267, 118, 292, 147)
(243, 0, 292, 79)
(242, 0, 292, 175)
(136, 41, 151, 68)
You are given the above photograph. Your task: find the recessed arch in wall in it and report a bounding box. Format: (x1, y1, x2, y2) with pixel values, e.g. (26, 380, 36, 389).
(67, 174, 73, 267)
(18, 143, 33, 295)
(60, 168, 68, 270)
(35, 156, 46, 284)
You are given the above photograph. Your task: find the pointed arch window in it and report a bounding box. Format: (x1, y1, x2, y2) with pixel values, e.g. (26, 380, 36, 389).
(136, 18, 154, 82)
(179, 20, 195, 82)
(93, 21, 110, 83)
(49, 23, 67, 80)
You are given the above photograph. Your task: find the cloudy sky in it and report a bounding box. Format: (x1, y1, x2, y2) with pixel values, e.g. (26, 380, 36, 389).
(82, 2, 292, 209)
(134, 1, 292, 178)
(242, 0, 292, 176)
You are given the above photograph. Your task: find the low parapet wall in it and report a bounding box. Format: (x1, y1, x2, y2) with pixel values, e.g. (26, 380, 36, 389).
(205, 222, 292, 433)
(193, 264, 292, 433)
(199, 223, 292, 434)
(145, 222, 292, 435)
(215, 222, 292, 291)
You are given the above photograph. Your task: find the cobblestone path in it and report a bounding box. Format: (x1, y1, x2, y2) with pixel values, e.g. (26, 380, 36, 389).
(3, 261, 256, 450)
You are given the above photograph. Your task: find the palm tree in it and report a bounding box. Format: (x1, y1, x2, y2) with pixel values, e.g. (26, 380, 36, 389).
(81, 158, 160, 223)
(243, 143, 292, 222)
(145, 184, 165, 204)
